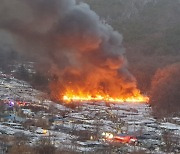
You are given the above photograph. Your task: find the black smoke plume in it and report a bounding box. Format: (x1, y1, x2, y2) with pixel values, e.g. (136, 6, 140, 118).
(0, 0, 140, 100)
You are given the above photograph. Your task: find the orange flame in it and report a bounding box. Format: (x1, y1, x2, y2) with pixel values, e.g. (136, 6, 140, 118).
(50, 61, 149, 104)
(62, 90, 149, 103)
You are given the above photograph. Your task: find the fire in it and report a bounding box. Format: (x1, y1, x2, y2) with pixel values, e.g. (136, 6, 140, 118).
(2, 0, 149, 105)
(50, 67, 149, 104)
(62, 90, 149, 103)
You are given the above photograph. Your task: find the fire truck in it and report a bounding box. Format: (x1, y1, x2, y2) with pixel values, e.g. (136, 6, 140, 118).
(102, 132, 138, 144)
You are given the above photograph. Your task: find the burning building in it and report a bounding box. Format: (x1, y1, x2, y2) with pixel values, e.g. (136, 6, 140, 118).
(0, 0, 148, 103)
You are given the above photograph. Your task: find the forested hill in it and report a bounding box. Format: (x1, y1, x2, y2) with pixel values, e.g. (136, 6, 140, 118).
(81, 0, 180, 55)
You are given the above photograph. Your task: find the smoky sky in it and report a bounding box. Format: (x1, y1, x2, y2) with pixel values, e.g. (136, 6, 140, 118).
(0, 0, 138, 97)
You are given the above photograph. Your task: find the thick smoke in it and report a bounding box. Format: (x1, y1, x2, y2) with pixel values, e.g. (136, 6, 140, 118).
(0, 0, 139, 100)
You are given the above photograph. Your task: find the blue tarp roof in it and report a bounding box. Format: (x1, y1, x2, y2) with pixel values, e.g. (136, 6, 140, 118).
(1, 114, 25, 122)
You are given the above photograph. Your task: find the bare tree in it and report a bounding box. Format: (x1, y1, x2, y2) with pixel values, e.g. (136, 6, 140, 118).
(8, 132, 34, 154)
(150, 63, 180, 117)
(34, 137, 56, 154)
(162, 131, 179, 153)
